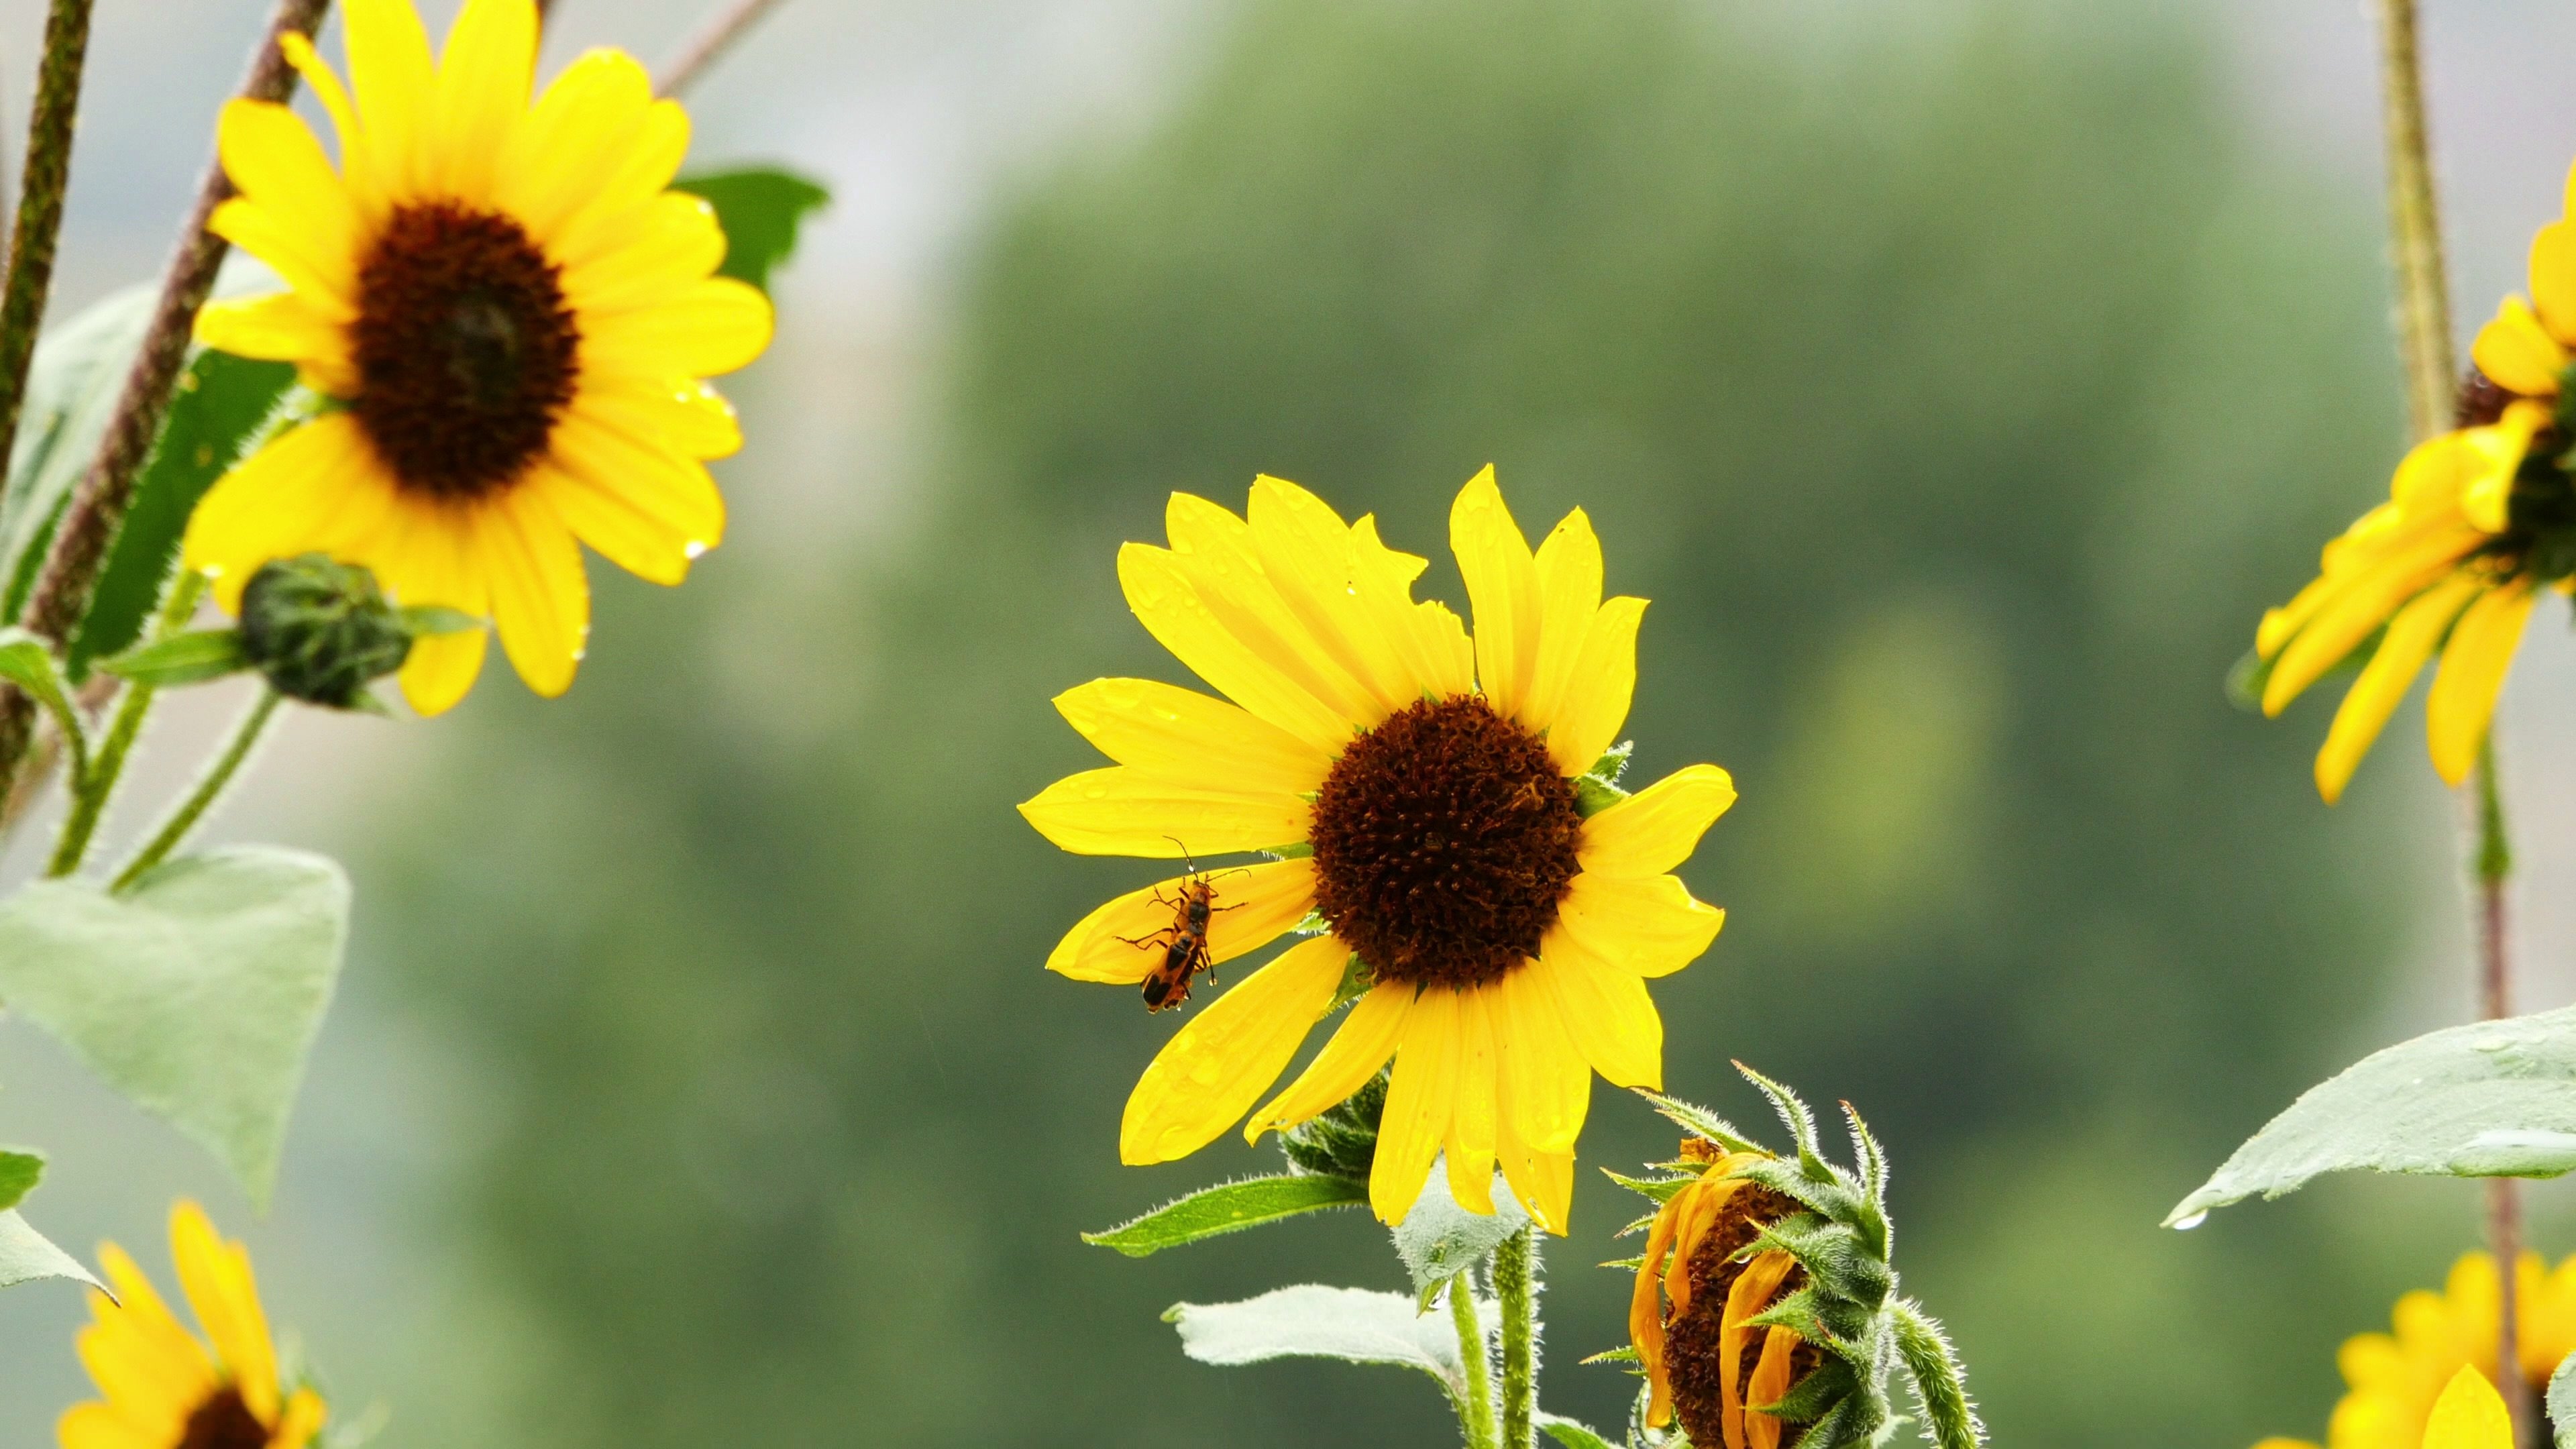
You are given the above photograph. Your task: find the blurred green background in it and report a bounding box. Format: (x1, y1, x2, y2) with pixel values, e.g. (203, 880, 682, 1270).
(13, 0, 2576, 1444)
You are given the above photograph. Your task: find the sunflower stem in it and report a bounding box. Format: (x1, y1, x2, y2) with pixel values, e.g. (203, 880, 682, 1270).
(1892, 1299, 1983, 1449)
(47, 572, 203, 877)
(2468, 735, 2535, 1446)
(0, 0, 333, 808)
(1449, 1271, 1499, 1449)
(655, 0, 789, 97)
(1496, 1226, 1537, 1449)
(0, 0, 99, 500)
(110, 683, 278, 892)
(2375, 0, 2455, 442)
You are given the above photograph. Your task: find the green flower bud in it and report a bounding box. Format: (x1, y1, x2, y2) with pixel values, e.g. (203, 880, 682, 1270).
(236, 554, 413, 710)
(1279, 1071, 1385, 1182)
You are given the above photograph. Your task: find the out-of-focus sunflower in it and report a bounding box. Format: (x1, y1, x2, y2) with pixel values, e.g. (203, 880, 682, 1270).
(58, 1201, 326, 1449)
(2255, 167, 2576, 802)
(2254, 1252, 2576, 1449)
(182, 0, 773, 714)
(1020, 467, 1733, 1231)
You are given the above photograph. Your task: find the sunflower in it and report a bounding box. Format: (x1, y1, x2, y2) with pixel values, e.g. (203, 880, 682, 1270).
(2255, 172, 2576, 802)
(2420, 1368, 2513, 1449)
(59, 1201, 326, 1449)
(180, 0, 773, 715)
(2254, 1252, 2576, 1449)
(1020, 467, 1733, 1231)
(1630, 1143, 1824, 1449)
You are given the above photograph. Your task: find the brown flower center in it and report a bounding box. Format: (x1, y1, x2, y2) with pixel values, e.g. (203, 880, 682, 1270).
(177, 1386, 269, 1449)
(1308, 695, 1581, 990)
(1666, 1183, 1819, 1449)
(350, 202, 579, 500)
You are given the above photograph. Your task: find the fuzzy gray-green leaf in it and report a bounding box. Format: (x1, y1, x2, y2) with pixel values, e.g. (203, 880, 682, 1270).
(2548, 1350, 2576, 1449)
(2167, 1003, 2576, 1226)
(1165, 1283, 1493, 1392)
(0, 1210, 102, 1291)
(1, 286, 155, 621)
(99, 628, 252, 687)
(1392, 1161, 1529, 1297)
(1081, 1173, 1368, 1256)
(1537, 1414, 1620, 1449)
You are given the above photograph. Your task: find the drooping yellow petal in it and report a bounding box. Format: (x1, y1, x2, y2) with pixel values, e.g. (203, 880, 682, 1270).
(1373, 985, 1462, 1224)
(1046, 858, 1317, 983)
(580, 276, 773, 380)
(1520, 507, 1603, 737)
(169, 1203, 278, 1424)
(364, 495, 492, 716)
(1118, 934, 1347, 1163)
(1529, 949, 1662, 1089)
(526, 463, 687, 588)
(427, 0, 538, 203)
(215, 101, 357, 295)
(545, 405, 728, 570)
(1718, 1250, 1801, 1449)
(1578, 764, 1736, 877)
(480, 488, 588, 698)
(2423, 1367, 2513, 1449)
(1494, 1103, 1574, 1236)
(2263, 530, 2482, 715)
(1246, 977, 1410, 1138)
(2532, 221, 2576, 342)
(400, 627, 489, 716)
(1451, 466, 1542, 717)
(492, 48, 655, 239)
(1051, 677, 1334, 798)
(1547, 596, 1647, 776)
(2428, 578, 2539, 786)
(1444, 987, 1501, 1214)
(2469, 297, 2568, 397)
(1116, 541, 1355, 753)
(1556, 871, 1724, 977)
(1018, 766, 1312, 857)
(2312, 573, 2481, 804)
(343, 0, 437, 203)
(1744, 1327, 1804, 1449)
(2458, 402, 2548, 534)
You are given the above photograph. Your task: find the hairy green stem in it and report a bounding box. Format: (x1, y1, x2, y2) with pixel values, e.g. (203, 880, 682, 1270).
(1495, 1227, 1536, 1449)
(1449, 1271, 1497, 1449)
(111, 684, 276, 891)
(1892, 1299, 1982, 1449)
(0, 0, 99, 497)
(47, 572, 203, 877)
(2376, 0, 2455, 441)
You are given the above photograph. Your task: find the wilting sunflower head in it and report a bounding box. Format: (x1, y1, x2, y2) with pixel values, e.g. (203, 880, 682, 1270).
(2251, 160, 2576, 803)
(60, 1201, 325, 1449)
(1621, 1066, 1925, 1449)
(182, 0, 773, 716)
(2255, 1251, 2576, 1449)
(1021, 466, 1735, 1232)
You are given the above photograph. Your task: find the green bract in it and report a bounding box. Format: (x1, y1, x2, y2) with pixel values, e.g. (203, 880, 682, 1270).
(238, 553, 414, 710)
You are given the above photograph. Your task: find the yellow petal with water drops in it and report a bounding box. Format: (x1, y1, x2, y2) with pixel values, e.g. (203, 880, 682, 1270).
(182, 415, 377, 612)
(1493, 960, 1587, 1155)
(57, 1403, 164, 1449)
(492, 48, 656, 239)
(343, 0, 437, 203)
(1547, 595, 1646, 777)
(577, 376, 744, 461)
(1246, 976, 1410, 1139)
(215, 101, 356, 285)
(2424, 1367, 2513, 1449)
(170, 1203, 277, 1423)
(1165, 492, 1381, 727)
(1351, 513, 1472, 699)
(2428, 578, 2539, 786)
(1579, 764, 1736, 878)
(427, 0, 537, 203)
(582, 276, 773, 380)
(1248, 477, 1417, 716)
(195, 293, 354, 388)
(1373, 985, 1462, 1224)
(1018, 766, 1312, 857)
(2470, 298, 2568, 398)
(1118, 934, 1346, 1164)
(531, 462, 691, 587)
(2459, 402, 2548, 534)
(2534, 222, 2576, 342)
(1557, 869, 1723, 978)
(1046, 857, 1317, 983)
(481, 490, 588, 698)
(2313, 574, 2479, 804)
(2263, 529, 2480, 715)
(1116, 541, 1354, 754)
(1053, 677, 1333, 797)
(1444, 987, 1501, 1214)
(1531, 948, 1661, 1089)
(1452, 466, 1542, 717)
(1520, 507, 1603, 737)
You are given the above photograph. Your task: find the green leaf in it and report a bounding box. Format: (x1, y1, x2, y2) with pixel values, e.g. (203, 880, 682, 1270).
(0, 285, 156, 622)
(2167, 1004, 2576, 1227)
(1081, 1173, 1368, 1256)
(1391, 1159, 1528, 1301)
(1537, 1414, 1619, 1449)
(0, 1209, 102, 1292)
(1165, 1283, 1493, 1394)
(68, 352, 294, 680)
(0, 1147, 40, 1212)
(0, 627, 79, 733)
(673, 168, 830, 292)
(0, 846, 350, 1210)
(99, 627, 252, 687)
(2549, 1350, 2576, 1449)
(1573, 741, 1635, 818)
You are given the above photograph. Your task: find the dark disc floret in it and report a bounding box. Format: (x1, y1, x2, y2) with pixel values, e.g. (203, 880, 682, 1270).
(1307, 694, 1582, 990)
(1664, 1182, 1819, 1449)
(350, 202, 580, 499)
(177, 1387, 270, 1449)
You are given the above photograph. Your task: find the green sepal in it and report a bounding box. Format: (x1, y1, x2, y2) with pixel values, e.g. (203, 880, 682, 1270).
(1578, 1344, 1642, 1367)
(0, 1148, 39, 1212)
(1749, 1216, 1892, 1309)
(1758, 1354, 1858, 1422)
(98, 628, 252, 688)
(1602, 1167, 1694, 1205)
(1599, 1252, 1648, 1271)
(1278, 1071, 1384, 1179)
(1320, 951, 1372, 1014)
(1573, 741, 1635, 817)
(1081, 1173, 1370, 1256)
(1640, 1089, 1768, 1156)
(398, 604, 481, 637)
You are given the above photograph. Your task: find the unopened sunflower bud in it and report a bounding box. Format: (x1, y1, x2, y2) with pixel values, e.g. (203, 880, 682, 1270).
(237, 554, 413, 709)
(1618, 1063, 1981, 1449)
(1278, 1071, 1385, 1182)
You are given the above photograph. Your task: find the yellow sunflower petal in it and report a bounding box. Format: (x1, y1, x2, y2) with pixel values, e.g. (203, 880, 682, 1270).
(1547, 595, 1647, 776)
(215, 101, 357, 297)
(169, 1203, 277, 1424)
(272, 1389, 330, 1449)
(93, 1244, 211, 1379)
(582, 276, 773, 382)
(2249, 1441, 2323, 1449)
(543, 102, 694, 268)
(2533, 222, 2576, 342)
(1165, 492, 1382, 727)
(1046, 857, 1317, 983)
(1350, 514, 1474, 699)
(2424, 1368, 2512, 1449)
(2459, 403, 2548, 534)
(427, 0, 537, 203)
(400, 627, 488, 716)
(1118, 934, 1347, 1164)
(1017, 766, 1311, 857)
(1492, 959, 1589, 1155)
(206, 199, 355, 312)
(57, 1403, 162, 1449)
(2428, 578, 2540, 786)
(195, 293, 354, 386)
(1520, 507, 1603, 736)
(181, 415, 382, 612)
(480, 489, 588, 698)
(1579, 763, 1736, 878)
(2312, 573, 2482, 805)
(575, 376, 743, 462)
(545, 405, 727, 565)
(529, 463, 690, 587)
(74, 1320, 201, 1429)
(2470, 297, 2567, 398)
(492, 47, 655, 239)
(1530, 949, 1661, 1089)
(1373, 985, 1462, 1225)
(2263, 529, 2482, 715)
(1494, 1099, 1575, 1234)
(1450, 465, 1542, 717)
(1746, 1327, 1804, 1449)
(561, 193, 729, 316)
(1556, 871, 1724, 978)
(1051, 677, 1334, 797)
(275, 36, 371, 213)
(1444, 987, 1501, 1214)
(1116, 541, 1355, 754)
(1246, 477, 1416, 717)
(1246, 976, 1410, 1139)
(343, 0, 437, 203)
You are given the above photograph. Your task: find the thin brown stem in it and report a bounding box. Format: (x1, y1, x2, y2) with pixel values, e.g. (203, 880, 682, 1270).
(655, 0, 788, 97)
(0, 0, 333, 805)
(2377, 0, 2455, 440)
(2468, 741, 2536, 1446)
(0, 0, 99, 498)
